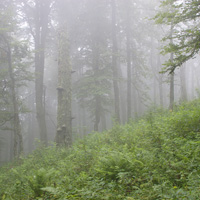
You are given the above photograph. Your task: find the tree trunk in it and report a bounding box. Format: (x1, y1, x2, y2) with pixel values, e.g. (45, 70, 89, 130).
(157, 54, 164, 107)
(169, 24, 174, 110)
(111, 0, 121, 123)
(34, 0, 51, 145)
(6, 39, 23, 157)
(191, 67, 195, 99)
(150, 38, 157, 105)
(180, 63, 187, 102)
(94, 95, 101, 132)
(92, 39, 101, 132)
(125, 0, 132, 121)
(118, 42, 126, 124)
(101, 112, 107, 131)
(169, 71, 174, 110)
(56, 24, 72, 146)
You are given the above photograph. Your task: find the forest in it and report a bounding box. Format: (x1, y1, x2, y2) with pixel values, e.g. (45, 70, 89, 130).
(0, 0, 200, 199)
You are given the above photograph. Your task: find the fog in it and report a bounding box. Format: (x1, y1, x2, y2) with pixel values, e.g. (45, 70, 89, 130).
(0, 0, 199, 164)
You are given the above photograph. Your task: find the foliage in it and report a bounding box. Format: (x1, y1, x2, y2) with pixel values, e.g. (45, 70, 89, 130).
(0, 0, 32, 130)
(1, 99, 200, 199)
(154, 0, 200, 72)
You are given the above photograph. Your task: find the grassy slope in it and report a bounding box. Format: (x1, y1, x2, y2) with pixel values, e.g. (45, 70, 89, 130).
(1, 100, 200, 200)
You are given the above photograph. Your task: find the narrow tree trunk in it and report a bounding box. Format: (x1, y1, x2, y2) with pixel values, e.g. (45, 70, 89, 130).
(191, 67, 195, 99)
(125, 0, 132, 121)
(150, 38, 157, 105)
(34, 0, 50, 145)
(169, 71, 174, 110)
(92, 40, 101, 132)
(111, 0, 121, 123)
(132, 87, 138, 118)
(169, 24, 174, 110)
(94, 95, 101, 132)
(82, 106, 87, 136)
(118, 43, 126, 124)
(101, 112, 107, 131)
(157, 54, 163, 107)
(7, 39, 23, 157)
(180, 63, 187, 102)
(27, 90, 36, 153)
(132, 55, 138, 118)
(158, 76, 163, 107)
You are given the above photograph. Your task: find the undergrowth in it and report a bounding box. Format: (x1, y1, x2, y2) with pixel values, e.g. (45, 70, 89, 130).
(1, 99, 200, 199)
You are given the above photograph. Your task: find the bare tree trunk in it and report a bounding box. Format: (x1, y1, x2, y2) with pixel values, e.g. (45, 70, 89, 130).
(132, 86, 138, 118)
(94, 95, 101, 132)
(125, 0, 132, 121)
(111, 0, 121, 123)
(169, 24, 174, 110)
(191, 67, 195, 99)
(180, 63, 188, 102)
(27, 92, 35, 153)
(6, 38, 23, 157)
(101, 112, 107, 131)
(157, 54, 164, 107)
(118, 43, 126, 124)
(169, 71, 174, 110)
(34, 0, 51, 145)
(150, 38, 157, 105)
(92, 39, 101, 132)
(82, 106, 87, 136)
(56, 24, 72, 146)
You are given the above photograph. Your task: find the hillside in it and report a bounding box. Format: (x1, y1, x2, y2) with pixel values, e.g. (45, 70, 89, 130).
(1, 100, 200, 200)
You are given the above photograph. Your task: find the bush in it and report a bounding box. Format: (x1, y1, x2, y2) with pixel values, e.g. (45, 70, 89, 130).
(1, 99, 200, 199)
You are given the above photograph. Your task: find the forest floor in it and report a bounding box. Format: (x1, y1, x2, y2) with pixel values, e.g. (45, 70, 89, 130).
(1, 99, 200, 199)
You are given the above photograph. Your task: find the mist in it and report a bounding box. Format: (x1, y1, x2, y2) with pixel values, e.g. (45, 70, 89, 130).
(0, 0, 199, 164)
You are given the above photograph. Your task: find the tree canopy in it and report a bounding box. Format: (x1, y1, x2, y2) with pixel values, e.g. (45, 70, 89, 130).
(154, 0, 200, 72)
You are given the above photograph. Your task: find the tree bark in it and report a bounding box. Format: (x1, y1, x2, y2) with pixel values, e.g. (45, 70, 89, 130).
(111, 0, 121, 123)
(180, 63, 187, 102)
(92, 39, 101, 132)
(169, 24, 174, 110)
(169, 71, 174, 110)
(150, 37, 157, 105)
(157, 54, 164, 107)
(6, 38, 23, 157)
(125, 0, 132, 121)
(56, 24, 72, 146)
(34, 0, 51, 145)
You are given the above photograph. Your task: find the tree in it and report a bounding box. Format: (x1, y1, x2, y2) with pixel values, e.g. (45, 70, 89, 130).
(169, 24, 175, 110)
(111, 0, 121, 123)
(3, 36, 24, 157)
(117, 0, 152, 119)
(180, 63, 188, 102)
(74, 0, 112, 132)
(55, 0, 72, 146)
(154, 0, 200, 72)
(21, 0, 52, 144)
(125, 0, 132, 121)
(55, 26, 72, 146)
(0, 0, 31, 157)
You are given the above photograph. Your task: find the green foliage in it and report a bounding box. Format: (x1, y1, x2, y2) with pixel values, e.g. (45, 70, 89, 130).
(1, 99, 200, 199)
(95, 150, 143, 181)
(154, 0, 200, 72)
(0, 1, 32, 131)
